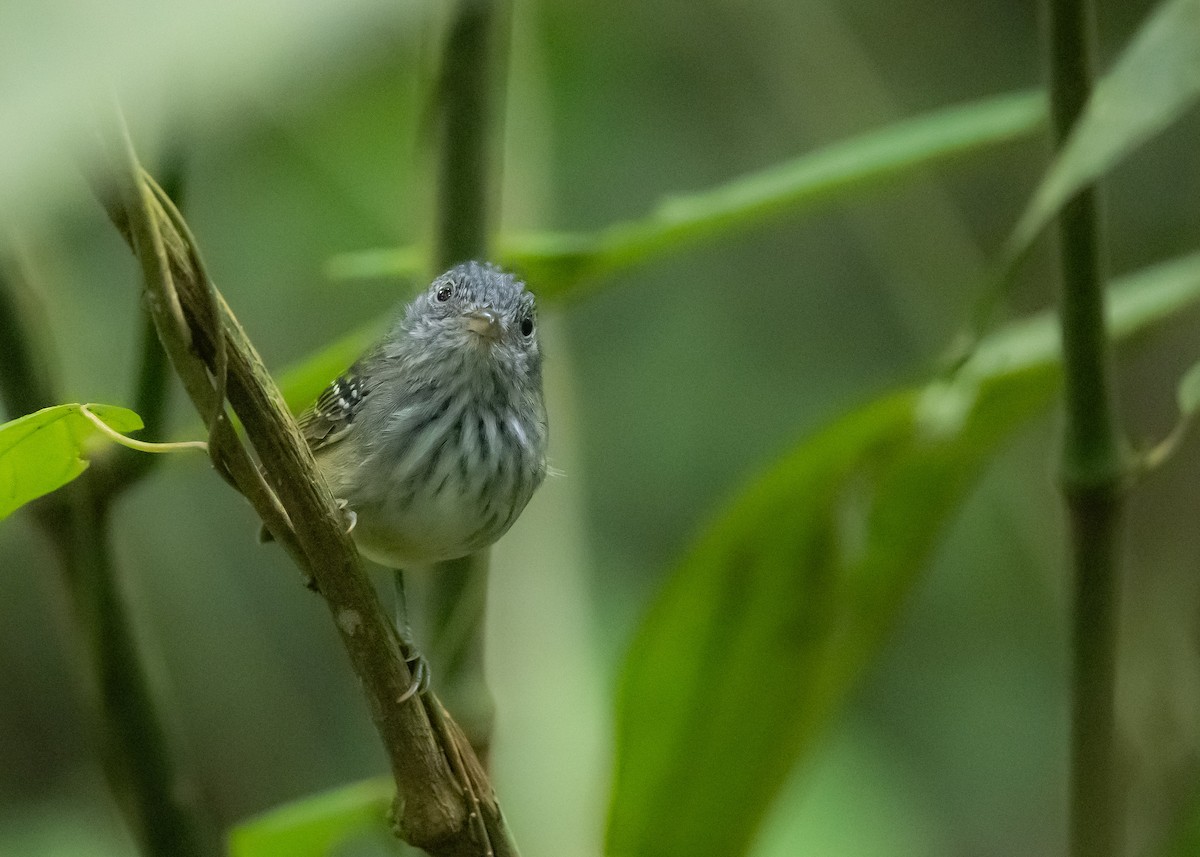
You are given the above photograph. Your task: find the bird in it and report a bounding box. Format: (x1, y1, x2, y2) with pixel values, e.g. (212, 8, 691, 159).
(278, 261, 548, 572)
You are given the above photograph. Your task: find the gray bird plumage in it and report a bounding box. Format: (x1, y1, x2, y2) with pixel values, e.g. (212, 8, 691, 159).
(297, 261, 548, 569)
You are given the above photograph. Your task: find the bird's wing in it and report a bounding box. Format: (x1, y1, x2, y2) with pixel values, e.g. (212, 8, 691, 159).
(298, 368, 370, 453)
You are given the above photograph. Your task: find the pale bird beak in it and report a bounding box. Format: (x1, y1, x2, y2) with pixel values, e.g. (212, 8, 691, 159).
(464, 308, 502, 341)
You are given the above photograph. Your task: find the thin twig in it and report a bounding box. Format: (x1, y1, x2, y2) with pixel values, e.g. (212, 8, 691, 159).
(80, 404, 208, 453)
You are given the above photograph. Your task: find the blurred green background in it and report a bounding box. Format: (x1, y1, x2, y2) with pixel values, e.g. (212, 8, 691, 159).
(2, 1, 1200, 856)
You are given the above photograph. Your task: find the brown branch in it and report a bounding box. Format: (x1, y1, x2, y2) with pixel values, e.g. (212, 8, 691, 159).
(97, 118, 518, 856)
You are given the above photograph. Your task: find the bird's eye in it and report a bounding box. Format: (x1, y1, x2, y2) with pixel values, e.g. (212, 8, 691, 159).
(520, 314, 534, 337)
(436, 284, 454, 302)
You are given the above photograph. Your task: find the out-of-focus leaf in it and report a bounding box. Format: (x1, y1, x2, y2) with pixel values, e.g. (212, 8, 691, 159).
(1007, 0, 1200, 261)
(606, 374, 1055, 857)
(0, 0, 424, 226)
(0, 404, 143, 520)
(1177, 361, 1200, 416)
(605, 250, 1200, 857)
(274, 319, 388, 413)
(229, 776, 393, 857)
(328, 91, 1046, 297)
(926, 251, 1200, 436)
(1162, 781, 1200, 857)
(323, 245, 428, 283)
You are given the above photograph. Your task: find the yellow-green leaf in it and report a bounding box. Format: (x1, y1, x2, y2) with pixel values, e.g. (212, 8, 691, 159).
(276, 320, 386, 414)
(1177, 360, 1200, 417)
(229, 777, 393, 857)
(0, 404, 143, 521)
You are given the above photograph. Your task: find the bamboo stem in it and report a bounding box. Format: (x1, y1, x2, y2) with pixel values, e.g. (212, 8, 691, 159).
(424, 0, 511, 755)
(1043, 1, 1127, 855)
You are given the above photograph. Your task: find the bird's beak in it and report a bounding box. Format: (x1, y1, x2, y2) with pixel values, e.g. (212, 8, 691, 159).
(464, 308, 502, 342)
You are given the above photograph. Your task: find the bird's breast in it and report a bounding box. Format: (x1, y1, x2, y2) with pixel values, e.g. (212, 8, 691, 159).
(347, 398, 546, 568)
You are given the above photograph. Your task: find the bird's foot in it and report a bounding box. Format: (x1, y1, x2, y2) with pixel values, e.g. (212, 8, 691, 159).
(396, 643, 431, 704)
(333, 498, 357, 534)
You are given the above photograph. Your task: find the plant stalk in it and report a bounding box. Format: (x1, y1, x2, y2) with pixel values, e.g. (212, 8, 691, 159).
(0, 253, 215, 857)
(1043, 0, 1126, 855)
(56, 487, 213, 857)
(423, 0, 510, 755)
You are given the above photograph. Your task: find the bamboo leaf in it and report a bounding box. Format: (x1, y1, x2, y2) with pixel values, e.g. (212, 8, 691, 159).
(229, 777, 394, 857)
(1008, 0, 1200, 261)
(1160, 782, 1200, 857)
(329, 91, 1046, 297)
(0, 404, 143, 520)
(0, 0, 425, 222)
(275, 320, 387, 413)
(605, 250, 1200, 857)
(1178, 360, 1200, 416)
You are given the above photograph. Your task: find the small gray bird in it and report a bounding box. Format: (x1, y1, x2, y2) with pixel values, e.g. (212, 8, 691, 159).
(293, 261, 548, 570)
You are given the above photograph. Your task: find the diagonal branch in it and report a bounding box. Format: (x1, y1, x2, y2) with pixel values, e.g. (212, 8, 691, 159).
(96, 116, 519, 857)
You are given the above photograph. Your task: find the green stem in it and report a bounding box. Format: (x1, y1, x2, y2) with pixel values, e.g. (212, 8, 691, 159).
(0, 252, 214, 857)
(423, 0, 510, 754)
(434, 0, 506, 268)
(57, 485, 213, 857)
(1044, 1, 1126, 855)
(0, 255, 59, 416)
(80, 403, 208, 453)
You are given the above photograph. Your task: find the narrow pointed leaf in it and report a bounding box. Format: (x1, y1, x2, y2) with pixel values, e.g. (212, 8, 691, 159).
(276, 320, 387, 413)
(606, 250, 1200, 857)
(229, 777, 393, 857)
(1178, 360, 1200, 416)
(329, 90, 1046, 297)
(1008, 0, 1200, 260)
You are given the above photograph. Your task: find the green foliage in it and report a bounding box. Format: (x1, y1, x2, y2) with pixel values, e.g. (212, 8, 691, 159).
(1162, 784, 1200, 857)
(3, 0, 1199, 852)
(276, 320, 388, 413)
(1177, 360, 1200, 417)
(0, 0, 421, 221)
(228, 777, 393, 857)
(605, 250, 1200, 857)
(328, 91, 1046, 297)
(0, 404, 143, 520)
(1007, 0, 1200, 262)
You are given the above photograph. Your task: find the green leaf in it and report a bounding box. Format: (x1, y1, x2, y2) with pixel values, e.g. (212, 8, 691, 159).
(1161, 782, 1200, 857)
(229, 777, 394, 857)
(1008, 0, 1200, 261)
(1178, 360, 1200, 416)
(275, 319, 387, 413)
(0, 1, 425, 224)
(329, 90, 1046, 297)
(605, 250, 1200, 857)
(0, 404, 143, 521)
